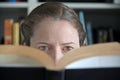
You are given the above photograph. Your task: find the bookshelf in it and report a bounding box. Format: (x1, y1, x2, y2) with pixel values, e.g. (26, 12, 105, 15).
(0, 2, 28, 8)
(1, 1, 120, 14)
(0, 0, 120, 44)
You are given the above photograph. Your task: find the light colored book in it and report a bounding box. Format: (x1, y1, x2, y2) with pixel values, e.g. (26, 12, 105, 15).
(0, 42, 120, 71)
(12, 22, 20, 45)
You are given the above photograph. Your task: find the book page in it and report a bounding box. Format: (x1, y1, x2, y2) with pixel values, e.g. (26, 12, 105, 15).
(0, 54, 42, 67)
(0, 45, 55, 69)
(57, 42, 120, 70)
(0, 42, 120, 71)
(66, 56, 120, 69)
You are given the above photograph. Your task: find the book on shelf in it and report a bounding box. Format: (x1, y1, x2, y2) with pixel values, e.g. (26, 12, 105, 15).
(4, 19, 13, 45)
(7, 0, 17, 2)
(0, 42, 120, 80)
(17, 16, 25, 45)
(4, 18, 21, 45)
(79, 11, 88, 45)
(108, 27, 114, 42)
(86, 22, 93, 45)
(92, 27, 115, 44)
(12, 22, 20, 45)
(97, 27, 114, 43)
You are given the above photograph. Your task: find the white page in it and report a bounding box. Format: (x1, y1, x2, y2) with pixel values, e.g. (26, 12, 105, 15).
(0, 54, 42, 67)
(66, 56, 120, 69)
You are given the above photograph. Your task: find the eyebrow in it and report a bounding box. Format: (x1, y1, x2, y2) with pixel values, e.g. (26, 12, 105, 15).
(37, 42, 75, 45)
(37, 42, 49, 45)
(61, 42, 76, 45)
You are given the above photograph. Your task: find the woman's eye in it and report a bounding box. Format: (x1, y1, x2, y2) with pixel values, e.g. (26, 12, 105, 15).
(63, 46, 74, 52)
(38, 46, 49, 51)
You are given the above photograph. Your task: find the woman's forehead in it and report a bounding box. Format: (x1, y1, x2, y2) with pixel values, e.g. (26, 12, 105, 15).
(34, 17, 77, 33)
(31, 18, 79, 44)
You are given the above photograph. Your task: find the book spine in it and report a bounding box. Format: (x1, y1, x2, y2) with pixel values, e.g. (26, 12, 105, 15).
(97, 29, 108, 43)
(4, 19, 13, 45)
(7, 0, 17, 2)
(20, 29, 24, 45)
(18, 16, 25, 45)
(86, 22, 93, 45)
(79, 11, 86, 33)
(12, 22, 20, 45)
(108, 28, 114, 42)
(79, 11, 88, 45)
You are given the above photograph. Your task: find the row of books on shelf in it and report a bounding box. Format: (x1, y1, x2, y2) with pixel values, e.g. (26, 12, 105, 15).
(1, 11, 118, 45)
(79, 11, 117, 45)
(84, 22, 116, 45)
(3, 18, 24, 45)
(93, 27, 116, 43)
(85, 23, 116, 44)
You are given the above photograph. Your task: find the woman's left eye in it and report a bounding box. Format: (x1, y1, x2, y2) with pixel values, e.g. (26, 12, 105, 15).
(38, 46, 49, 51)
(63, 46, 74, 52)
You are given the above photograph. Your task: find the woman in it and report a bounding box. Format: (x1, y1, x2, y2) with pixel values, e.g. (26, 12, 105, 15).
(21, 2, 86, 64)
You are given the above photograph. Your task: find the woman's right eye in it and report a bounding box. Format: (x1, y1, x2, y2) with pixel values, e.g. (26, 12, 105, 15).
(38, 46, 49, 51)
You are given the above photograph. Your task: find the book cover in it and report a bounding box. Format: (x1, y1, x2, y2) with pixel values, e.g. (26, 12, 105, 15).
(7, 0, 17, 2)
(4, 19, 13, 45)
(86, 22, 93, 45)
(17, 16, 25, 45)
(79, 11, 88, 45)
(12, 22, 20, 45)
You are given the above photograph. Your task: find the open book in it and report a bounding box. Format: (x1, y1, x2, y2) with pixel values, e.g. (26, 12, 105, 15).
(0, 42, 120, 71)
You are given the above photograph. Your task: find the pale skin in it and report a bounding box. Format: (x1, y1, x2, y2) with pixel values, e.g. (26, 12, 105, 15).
(30, 17, 80, 64)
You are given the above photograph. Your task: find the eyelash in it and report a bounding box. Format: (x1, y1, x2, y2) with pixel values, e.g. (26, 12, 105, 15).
(38, 46, 49, 51)
(38, 46, 74, 53)
(62, 46, 74, 53)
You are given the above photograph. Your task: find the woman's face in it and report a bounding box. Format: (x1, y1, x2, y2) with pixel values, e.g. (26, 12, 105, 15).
(30, 17, 80, 64)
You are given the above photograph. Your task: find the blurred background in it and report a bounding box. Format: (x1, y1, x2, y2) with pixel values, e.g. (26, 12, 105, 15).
(0, 0, 120, 45)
